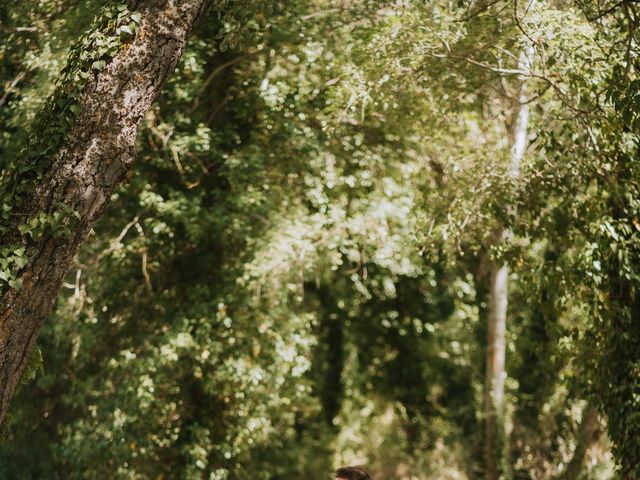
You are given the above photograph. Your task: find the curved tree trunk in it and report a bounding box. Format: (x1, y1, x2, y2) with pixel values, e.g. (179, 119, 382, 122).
(0, 0, 209, 423)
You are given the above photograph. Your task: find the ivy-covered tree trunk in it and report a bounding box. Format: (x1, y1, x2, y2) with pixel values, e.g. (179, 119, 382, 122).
(483, 40, 534, 480)
(0, 0, 209, 423)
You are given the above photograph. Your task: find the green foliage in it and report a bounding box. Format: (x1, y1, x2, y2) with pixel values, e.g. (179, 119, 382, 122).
(19, 346, 44, 387)
(0, 0, 638, 479)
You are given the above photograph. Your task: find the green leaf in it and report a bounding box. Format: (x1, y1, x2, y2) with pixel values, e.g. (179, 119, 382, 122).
(92, 60, 107, 71)
(69, 104, 82, 115)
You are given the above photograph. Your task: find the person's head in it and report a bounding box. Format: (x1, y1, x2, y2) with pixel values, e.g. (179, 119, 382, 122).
(335, 466, 371, 480)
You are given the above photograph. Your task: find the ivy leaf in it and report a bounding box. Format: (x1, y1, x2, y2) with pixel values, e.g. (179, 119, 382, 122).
(13, 254, 27, 269)
(19, 346, 44, 386)
(92, 60, 107, 71)
(17, 223, 30, 235)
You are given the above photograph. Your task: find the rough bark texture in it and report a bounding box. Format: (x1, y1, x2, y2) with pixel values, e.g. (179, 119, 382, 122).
(483, 40, 534, 480)
(0, 0, 209, 423)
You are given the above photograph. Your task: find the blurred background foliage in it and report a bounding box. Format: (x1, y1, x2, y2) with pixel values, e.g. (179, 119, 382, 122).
(0, 0, 638, 478)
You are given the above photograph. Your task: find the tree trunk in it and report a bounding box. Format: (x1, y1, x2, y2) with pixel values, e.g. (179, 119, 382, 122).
(484, 259, 509, 480)
(0, 0, 209, 423)
(557, 406, 599, 480)
(484, 40, 534, 480)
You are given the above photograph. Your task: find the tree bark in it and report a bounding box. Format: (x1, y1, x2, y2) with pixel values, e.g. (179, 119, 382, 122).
(557, 406, 599, 480)
(484, 39, 534, 480)
(0, 0, 209, 423)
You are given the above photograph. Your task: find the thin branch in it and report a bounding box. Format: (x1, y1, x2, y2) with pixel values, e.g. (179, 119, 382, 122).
(114, 216, 139, 245)
(189, 55, 251, 113)
(424, 51, 600, 114)
(460, 0, 506, 22)
(513, 0, 538, 47)
(134, 222, 153, 294)
(426, 51, 527, 75)
(0, 71, 27, 108)
(582, 0, 627, 21)
(301, 8, 340, 20)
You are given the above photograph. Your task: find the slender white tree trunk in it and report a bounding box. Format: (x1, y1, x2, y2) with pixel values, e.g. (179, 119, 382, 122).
(484, 38, 535, 480)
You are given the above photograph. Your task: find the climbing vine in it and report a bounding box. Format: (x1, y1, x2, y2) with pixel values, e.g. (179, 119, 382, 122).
(0, 2, 141, 290)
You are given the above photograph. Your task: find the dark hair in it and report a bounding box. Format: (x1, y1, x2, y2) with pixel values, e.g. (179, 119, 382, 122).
(336, 466, 371, 480)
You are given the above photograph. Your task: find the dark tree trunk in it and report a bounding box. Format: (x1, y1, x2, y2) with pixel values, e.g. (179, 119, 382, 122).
(0, 0, 209, 423)
(557, 406, 599, 480)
